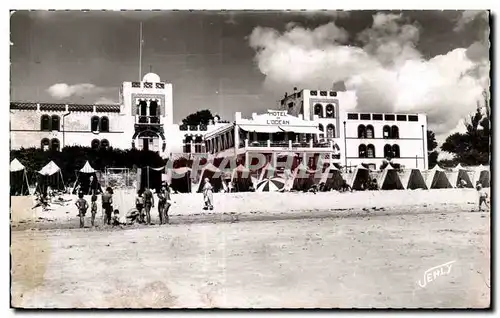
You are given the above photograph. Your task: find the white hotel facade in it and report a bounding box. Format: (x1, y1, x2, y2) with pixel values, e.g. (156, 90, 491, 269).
(10, 73, 428, 170)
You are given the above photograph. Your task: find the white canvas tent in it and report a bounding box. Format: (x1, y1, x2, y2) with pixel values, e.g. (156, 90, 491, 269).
(349, 164, 371, 190)
(425, 165, 452, 189)
(399, 169, 427, 190)
(37, 161, 65, 194)
(291, 163, 320, 191)
(472, 164, 490, 187)
(319, 165, 344, 191)
(230, 164, 253, 192)
(377, 163, 404, 190)
(72, 161, 102, 194)
(166, 167, 192, 193)
(10, 159, 30, 196)
(446, 164, 473, 188)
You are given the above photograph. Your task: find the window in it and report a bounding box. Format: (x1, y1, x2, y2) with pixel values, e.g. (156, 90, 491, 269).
(384, 144, 392, 158)
(366, 125, 374, 138)
(329, 91, 337, 97)
(139, 100, 147, 116)
(100, 139, 110, 149)
(320, 91, 327, 96)
(41, 138, 50, 151)
(150, 101, 158, 116)
(392, 144, 400, 158)
(391, 126, 399, 139)
(100, 117, 109, 132)
(367, 144, 375, 158)
(195, 136, 203, 153)
(184, 136, 192, 153)
(310, 90, 317, 96)
(50, 138, 60, 152)
(326, 124, 335, 138)
(347, 113, 359, 120)
(372, 114, 383, 120)
(325, 104, 335, 118)
(91, 116, 100, 132)
(288, 102, 294, 109)
(51, 115, 60, 131)
(397, 115, 407, 121)
(40, 115, 50, 131)
(360, 113, 371, 120)
(357, 125, 366, 138)
(358, 144, 367, 158)
(132, 82, 141, 88)
(408, 115, 418, 122)
(384, 114, 395, 121)
(314, 104, 323, 118)
(91, 139, 100, 149)
(155, 83, 165, 89)
(383, 125, 391, 139)
(297, 92, 301, 98)
(318, 124, 324, 138)
(143, 82, 153, 89)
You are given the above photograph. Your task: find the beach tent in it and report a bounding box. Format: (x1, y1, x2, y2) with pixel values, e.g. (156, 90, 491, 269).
(349, 164, 371, 190)
(230, 164, 253, 192)
(197, 163, 224, 193)
(319, 165, 344, 191)
(399, 169, 427, 190)
(10, 159, 30, 196)
(377, 163, 404, 190)
(446, 164, 473, 188)
(72, 161, 103, 195)
(291, 163, 321, 191)
(166, 167, 192, 193)
(472, 165, 490, 187)
(256, 177, 285, 192)
(425, 165, 452, 189)
(259, 162, 278, 180)
(138, 166, 164, 193)
(37, 161, 65, 195)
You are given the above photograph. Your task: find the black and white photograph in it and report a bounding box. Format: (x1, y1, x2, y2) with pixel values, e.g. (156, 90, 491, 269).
(8, 7, 491, 309)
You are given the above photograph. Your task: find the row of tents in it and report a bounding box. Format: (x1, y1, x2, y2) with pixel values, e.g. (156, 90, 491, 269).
(10, 158, 491, 196)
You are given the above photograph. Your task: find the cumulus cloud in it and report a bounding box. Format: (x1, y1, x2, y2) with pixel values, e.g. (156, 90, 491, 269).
(454, 10, 488, 32)
(47, 83, 105, 100)
(248, 12, 490, 139)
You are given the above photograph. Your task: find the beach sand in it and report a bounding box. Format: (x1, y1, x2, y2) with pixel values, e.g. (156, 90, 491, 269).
(10, 189, 490, 308)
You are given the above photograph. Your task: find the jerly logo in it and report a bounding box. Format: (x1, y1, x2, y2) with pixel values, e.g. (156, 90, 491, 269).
(417, 261, 456, 288)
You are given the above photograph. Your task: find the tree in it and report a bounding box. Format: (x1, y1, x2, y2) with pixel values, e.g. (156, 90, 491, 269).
(181, 109, 214, 126)
(441, 92, 491, 165)
(427, 130, 439, 169)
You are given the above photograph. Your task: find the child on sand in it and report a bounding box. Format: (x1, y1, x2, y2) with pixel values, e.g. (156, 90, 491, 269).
(112, 209, 122, 227)
(203, 178, 214, 210)
(135, 190, 144, 223)
(75, 192, 88, 228)
(90, 194, 98, 227)
(477, 184, 490, 212)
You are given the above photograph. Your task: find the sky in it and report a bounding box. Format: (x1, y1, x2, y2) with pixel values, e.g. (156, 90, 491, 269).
(10, 10, 489, 142)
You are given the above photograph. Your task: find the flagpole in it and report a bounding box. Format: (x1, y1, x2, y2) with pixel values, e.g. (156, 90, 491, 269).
(139, 22, 143, 81)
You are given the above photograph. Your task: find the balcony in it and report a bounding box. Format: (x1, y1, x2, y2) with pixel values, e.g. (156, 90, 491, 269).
(243, 139, 337, 151)
(136, 116, 161, 125)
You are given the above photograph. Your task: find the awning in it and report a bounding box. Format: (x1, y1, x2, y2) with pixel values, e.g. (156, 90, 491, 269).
(10, 159, 25, 172)
(279, 126, 322, 134)
(238, 125, 282, 133)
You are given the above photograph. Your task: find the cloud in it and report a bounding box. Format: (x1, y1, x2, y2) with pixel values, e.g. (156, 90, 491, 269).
(248, 12, 490, 139)
(454, 10, 488, 32)
(47, 83, 105, 100)
(95, 97, 118, 104)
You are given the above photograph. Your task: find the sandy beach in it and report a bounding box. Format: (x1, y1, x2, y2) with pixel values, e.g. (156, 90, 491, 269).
(10, 189, 490, 308)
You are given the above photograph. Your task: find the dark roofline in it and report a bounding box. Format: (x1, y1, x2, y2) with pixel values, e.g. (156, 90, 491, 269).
(10, 101, 121, 112)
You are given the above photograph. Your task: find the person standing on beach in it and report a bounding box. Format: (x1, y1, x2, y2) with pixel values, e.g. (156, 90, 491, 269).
(75, 192, 88, 228)
(142, 186, 154, 225)
(477, 184, 490, 212)
(90, 194, 98, 227)
(157, 186, 166, 225)
(163, 184, 173, 224)
(135, 190, 145, 223)
(101, 187, 113, 225)
(203, 178, 214, 210)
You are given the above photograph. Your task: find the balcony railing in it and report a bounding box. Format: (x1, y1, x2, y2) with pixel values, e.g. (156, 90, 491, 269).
(136, 116, 161, 124)
(243, 139, 336, 150)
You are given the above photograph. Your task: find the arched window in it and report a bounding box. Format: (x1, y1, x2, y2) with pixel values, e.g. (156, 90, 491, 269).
(383, 125, 391, 139)
(358, 125, 366, 138)
(100, 116, 109, 132)
(314, 104, 323, 118)
(184, 136, 192, 153)
(91, 116, 100, 132)
(50, 138, 60, 152)
(391, 126, 399, 139)
(367, 144, 375, 158)
(51, 115, 60, 131)
(318, 124, 324, 138)
(325, 104, 335, 118)
(195, 136, 203, 153)
(100, 139, 110, 149)
(326, 124, 335, 138)
(40, 115, 50, 131)
(384, 144, 392, 158)
(366, 125, 374, 138)
(149, 101, 158, 116)
(139, 100, 147, 116)
(358, 144, 367, 158)
(41, 138, 50, 151)
(392, 144, 400, 158)
(91, 139, 100, 149)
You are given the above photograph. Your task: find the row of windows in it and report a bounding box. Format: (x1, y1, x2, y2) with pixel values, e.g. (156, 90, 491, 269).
(318, 124, 336, 139)
(131, 82, 165, 89)
(40, 115, 110, 132)
(314, 104, 336, 118)
(348, 113, 419, 122)
(91, 116, 110, 132)
(41, 138, 60, 152)
(91, 139, 110, 149)
(358, 144, 401, 158)
(310, 90, 337, 97)
(183, 135, 204, 153)
(358, 125, 399, 139)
